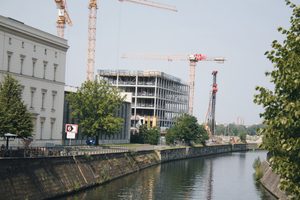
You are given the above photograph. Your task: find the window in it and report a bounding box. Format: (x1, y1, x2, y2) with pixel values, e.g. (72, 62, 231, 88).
(40, 122, 44, 140)
(30, 91, 34, 108)
(50, 122, 53, 139)
(9, 38, 11, 44)
(33, 45, 36, 52)
(40, 117, 45, 140)
(22, 42, 24, 48)
(20, 85, 25, 95)
(42, 93, 45, 109)
(50, 118, 55, 140)
(30, 87, 36, 108)
(53, 64, 58, 81)
(55, 52, 57, 58)
(52, 91, 57, 111)
(7, 56, 11, 72)
(20, 55, 25, 74)
(41, 89, 47, 110)
(43, 61, 48, 79)
(32, 58, 37, 77)
(44, 49, 47, 55)
(7, 51, 13, 72)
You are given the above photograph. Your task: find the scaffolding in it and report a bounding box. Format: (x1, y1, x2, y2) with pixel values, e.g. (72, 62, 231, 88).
(98, 69, 189, 132)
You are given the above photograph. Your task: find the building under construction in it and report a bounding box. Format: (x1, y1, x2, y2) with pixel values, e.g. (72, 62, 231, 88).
(98, 70, 189, 132)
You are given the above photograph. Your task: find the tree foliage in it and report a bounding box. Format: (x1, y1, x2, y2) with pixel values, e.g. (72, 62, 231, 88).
(239, 132, 247, 143)
(0, 72, 34, 138)
(165, 114, 209, 146)
(67, 78, 125, 144)
(130, 124, 160, 145)
(254, 1, 300, 197)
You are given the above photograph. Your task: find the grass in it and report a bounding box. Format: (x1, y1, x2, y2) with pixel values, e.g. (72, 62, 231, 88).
(124, 153, 132, 167)
(74, 181, 80, 191)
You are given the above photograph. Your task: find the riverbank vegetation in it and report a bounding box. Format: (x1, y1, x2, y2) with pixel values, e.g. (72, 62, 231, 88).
(0, 72, 34, 139)
(165, 114, 209, 146)
(253, 157, 264, 182)
(67, 78, 125, 145)
(130, 124, 160, 145)
(254, 0, 300, 197)
(214, 124, 266, 136)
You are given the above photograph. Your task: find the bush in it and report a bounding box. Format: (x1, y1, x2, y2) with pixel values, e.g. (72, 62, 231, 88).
(129, 149, 137, 156)
(83, 153, 92, 160)
(252, 157, 262, 170)
(254, 169, 264, 182)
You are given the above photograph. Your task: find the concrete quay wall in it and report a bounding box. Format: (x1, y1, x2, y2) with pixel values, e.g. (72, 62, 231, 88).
(259, 161, 292, 200)
(0, 143, 255, 200)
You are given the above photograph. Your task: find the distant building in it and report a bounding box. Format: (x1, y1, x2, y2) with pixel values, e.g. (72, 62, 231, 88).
(0, 15, 69, 147)
(63, 86, 132, 145)
(98, 69, 189, 132)
(236, 116, 244, 125)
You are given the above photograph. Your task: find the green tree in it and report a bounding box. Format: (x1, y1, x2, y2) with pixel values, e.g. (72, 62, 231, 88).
(130, 124, 160, 145)
(195, 125, 209, 145)
(67, 78, 125, 145)
(165, 114, 208, 146)
(137, 124, 160, 145)
(0, 72, 34, 138)
(254, 1, 300, 197)
(239, 132, 247, 143)
(215, 125, 225, 136)
(247, 124, 266, 136)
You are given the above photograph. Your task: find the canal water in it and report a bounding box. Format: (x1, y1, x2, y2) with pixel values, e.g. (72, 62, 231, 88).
(58, 150, 277, 200)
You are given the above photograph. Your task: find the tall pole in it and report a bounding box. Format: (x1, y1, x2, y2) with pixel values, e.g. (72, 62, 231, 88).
(188, 61, 196, 115)
(86, 0, 97, 81)
(211, 71, 218, 135)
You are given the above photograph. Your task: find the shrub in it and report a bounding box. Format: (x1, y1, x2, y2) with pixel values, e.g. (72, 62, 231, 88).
(101, 164, 110, 181)
(253, 157, 262, 170)
(74, 181, 80, 191)
(254, 169, 264, 182)
(229, 142, 233, 151)
(129, 149, 137, 156)
(83, 153, 92, 160)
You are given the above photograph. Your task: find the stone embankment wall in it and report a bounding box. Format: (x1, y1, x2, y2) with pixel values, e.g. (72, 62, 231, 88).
(0, 143, 256, 200)
(259, 161, 292, 200)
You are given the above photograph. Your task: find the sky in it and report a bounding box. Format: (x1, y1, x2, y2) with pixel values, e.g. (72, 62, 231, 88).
(0, 0, 295, 125)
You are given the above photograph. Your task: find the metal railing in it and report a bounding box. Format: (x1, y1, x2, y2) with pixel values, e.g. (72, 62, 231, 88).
(0, 145, 155, 158)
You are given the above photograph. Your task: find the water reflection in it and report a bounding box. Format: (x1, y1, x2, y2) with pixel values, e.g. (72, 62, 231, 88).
(57, 151, 277, 200)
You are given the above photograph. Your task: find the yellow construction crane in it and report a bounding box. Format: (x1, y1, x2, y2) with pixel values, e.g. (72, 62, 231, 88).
(54, 0, 73, 38)
(86, 0, 177, 81)
(121, 53, 226, 115)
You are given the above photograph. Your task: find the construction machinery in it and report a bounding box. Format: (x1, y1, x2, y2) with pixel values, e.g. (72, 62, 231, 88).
(54, 0, 73, 38)
(86, 0, 177, 81)
(204, 71, 218, 136)
(121, 53, 226, 115)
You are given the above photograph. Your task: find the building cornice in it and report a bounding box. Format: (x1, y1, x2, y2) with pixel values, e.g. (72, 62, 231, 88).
(0, 16, 69, 52)
(0, 70, 65, 86)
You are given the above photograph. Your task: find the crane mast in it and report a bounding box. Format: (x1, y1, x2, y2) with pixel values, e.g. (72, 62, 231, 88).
(86, 0, 177, 81)
(86, 0, 98, 81)
(121, 53, 226, 115)
(211, 71, 218, 135)
(54, 0, 72, 38)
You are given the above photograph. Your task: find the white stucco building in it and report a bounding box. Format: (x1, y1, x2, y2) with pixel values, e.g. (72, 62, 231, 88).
(0, 15, 69, 147)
